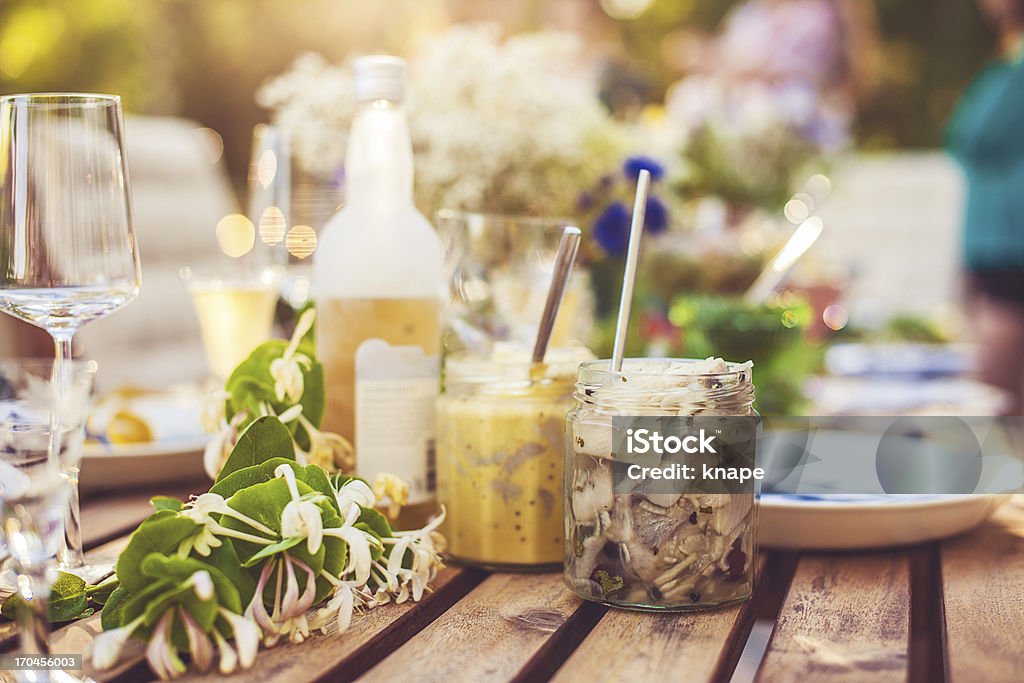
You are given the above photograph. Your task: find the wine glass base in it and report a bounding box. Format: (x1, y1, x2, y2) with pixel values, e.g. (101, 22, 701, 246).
(17, 668, 93, 683)
(55, 557, 116, 585)
(0, 556, 115, 590)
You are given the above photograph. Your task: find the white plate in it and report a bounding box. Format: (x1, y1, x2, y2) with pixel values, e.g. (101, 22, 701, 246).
(81, 388, 209, 493)
(759, 493, 1009, 549)
(81, 437, 208, 493)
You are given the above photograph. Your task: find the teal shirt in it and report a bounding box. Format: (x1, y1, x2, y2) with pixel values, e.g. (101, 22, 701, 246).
(947, 55, 1024, 271)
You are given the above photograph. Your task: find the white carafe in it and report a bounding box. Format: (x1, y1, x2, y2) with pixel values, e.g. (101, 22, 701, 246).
(313, 55, 443, 527)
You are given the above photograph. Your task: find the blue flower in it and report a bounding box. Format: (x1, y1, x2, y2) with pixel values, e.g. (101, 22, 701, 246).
(645, 196, 669, 234)
(623, 156, 665, 183)
(593, 201, 631, 256)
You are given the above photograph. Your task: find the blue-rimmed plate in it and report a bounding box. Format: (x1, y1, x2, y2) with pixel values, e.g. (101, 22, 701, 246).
(759, 493, 1009, 549)
(81, 388, 208, 493)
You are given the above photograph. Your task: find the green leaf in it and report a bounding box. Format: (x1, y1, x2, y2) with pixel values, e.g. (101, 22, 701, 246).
(122, 554, 239, 638)
(204, 540, 254, 609)
(86, 576, 120, 606)
(101, 586, 131, 630)
(115, 510, 200, 594)
(1, 572, 88, 624)
(150, 496, 184, 512)
(356, 506, 393, 541)
(215, 416, 296, 483)
(299, 464, 340, 515)
(242, 536, 304, 567)
(209, 457, 300, 499)
(223, 340, 325, 448)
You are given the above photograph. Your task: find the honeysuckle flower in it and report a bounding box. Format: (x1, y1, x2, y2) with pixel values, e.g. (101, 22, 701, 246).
(180, 493, 276, 556)
(203, 429, 232, 480)
(181, 608, 214, 672)
(200, 389, 231, 434)
(372, 473, 409, 519)
(212, 631, 237, 675)
(218, 607, 260, 669)
(276, 464, 325, 554)
(281, 552, 318, 620)
(90, 615, 145, 670)
(334, 478, 375, 519)
(380, 508, 447, 603)
(244, 560, 277, 636)
(146, 611, 186, 680)
(298, 413, 354, 472)
(202, 410, 251, 479)
(270, 309, 316, 403)
(323, 506, 380, 585)
(191, 569, 215, 601)
(276, 404, 304, 424)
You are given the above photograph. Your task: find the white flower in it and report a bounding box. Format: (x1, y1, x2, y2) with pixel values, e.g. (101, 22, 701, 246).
(200, 389, 231, 434)
(372, 473, 409, 519)
(90, 616, 144, 670)
(270, 355, 311, 404)
(258, 25, 626, 218)
(323, 505, 380, 585)
(146, 611, 186, 680)
(212, 631, 238, 675)
(190, 570, 214, 601)
(218, 608, 260, 670)
(297, 414, 353, 472)
(181, 608, 214, 672)
(378, 508, 447, 603)
(179, 493, 276, 556)
(203, 429, 232, 480)
(334, 478, 375, 519)
(270, 309, 316, 403)
(275, 464, 325, 554)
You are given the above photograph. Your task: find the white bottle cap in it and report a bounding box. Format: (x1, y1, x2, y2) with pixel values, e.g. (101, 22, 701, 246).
(353, 55, 406, 103)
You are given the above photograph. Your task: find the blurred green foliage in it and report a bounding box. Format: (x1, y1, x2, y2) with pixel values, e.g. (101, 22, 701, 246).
(616, 0, 995, 149)
(0, 0, 998, 190)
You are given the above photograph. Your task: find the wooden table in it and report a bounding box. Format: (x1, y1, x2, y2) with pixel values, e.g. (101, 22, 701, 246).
(6, 487, 1023, 683)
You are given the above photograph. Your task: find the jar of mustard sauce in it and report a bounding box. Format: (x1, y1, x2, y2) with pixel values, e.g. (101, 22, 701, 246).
(437, 347, 592, 571)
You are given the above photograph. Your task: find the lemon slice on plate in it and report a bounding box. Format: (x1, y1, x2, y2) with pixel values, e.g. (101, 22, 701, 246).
(106, 409, 154, 444)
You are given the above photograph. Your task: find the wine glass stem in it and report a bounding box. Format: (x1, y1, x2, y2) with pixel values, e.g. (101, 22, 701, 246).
(49, 331, 85, 569)
(57, 475, 84, 569)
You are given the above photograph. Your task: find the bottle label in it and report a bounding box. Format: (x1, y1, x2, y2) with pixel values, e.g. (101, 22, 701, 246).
(355, 338, 438, 504)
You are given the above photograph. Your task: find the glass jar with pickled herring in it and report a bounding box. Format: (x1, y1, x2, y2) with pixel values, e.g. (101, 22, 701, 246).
(565, 357, 758, 610)
(437, 346, 593, 571)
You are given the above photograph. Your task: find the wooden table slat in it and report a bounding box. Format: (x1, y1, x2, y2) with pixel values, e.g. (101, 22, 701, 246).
(356, 572, 583, 683)
(552, 601, 747, 683)
(941, 498, 1024, 682)
(756, 553, 910, 682)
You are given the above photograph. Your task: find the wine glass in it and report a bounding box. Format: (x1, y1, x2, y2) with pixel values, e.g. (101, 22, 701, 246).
(0, 94, 141, 581)
(1, 360, 93, 683)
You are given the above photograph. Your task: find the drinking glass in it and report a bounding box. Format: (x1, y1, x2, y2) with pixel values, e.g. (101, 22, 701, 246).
(180, 265, 281, 380)
(0, 94, 141, 580)
(1, 360, 92, 682)
(437, 210, 594, 355)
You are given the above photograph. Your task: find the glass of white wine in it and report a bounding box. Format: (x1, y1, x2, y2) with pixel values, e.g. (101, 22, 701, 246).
(180, 265, 281, 380)
(0, 94, 141, 581)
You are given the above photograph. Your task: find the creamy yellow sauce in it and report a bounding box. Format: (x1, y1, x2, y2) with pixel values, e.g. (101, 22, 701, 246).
(437, 388, 570, 568)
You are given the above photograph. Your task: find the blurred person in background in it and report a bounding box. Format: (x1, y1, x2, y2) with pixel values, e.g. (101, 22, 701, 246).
(947, 0, 1024, 415)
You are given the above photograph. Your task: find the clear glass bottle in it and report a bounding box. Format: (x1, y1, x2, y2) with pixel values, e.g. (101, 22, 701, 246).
(564, 358, 758, 610)
(437, 347, 592, 570)
(314, 56, 443, 529)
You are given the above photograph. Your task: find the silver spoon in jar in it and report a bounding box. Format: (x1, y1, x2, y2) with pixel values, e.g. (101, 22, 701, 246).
(531, 226, 583, 364)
